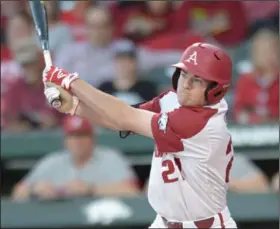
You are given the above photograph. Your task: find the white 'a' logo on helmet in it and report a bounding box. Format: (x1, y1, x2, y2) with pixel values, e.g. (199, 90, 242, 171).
(185, 51, 198, 65)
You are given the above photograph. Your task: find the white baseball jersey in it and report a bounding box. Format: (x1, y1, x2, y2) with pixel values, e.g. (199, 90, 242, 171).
(140, 90, 234, 222)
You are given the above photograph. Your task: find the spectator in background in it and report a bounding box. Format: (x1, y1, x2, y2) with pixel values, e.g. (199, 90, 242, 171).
(43, 0, 74, 56)
(55, 5, 181, 87)
(271, 172, 279, 192)
(99, 39, 158, 105)
(1, 1, 23, 18)
(1, 38, 61, 132)
(242, 1, 279, 36)
(1, 1, 23, 36)
(113, 1, 204, 51)
(176, 1, 247, 47)
(12, 116, 140, 201)
(233, 28, 279, 124)
(59, 0, 91, 41)
(55, 6, 116, 86)
(5, 11, 35, 58)
(1, 1, 24, 60)
(229, 154, 269, 193)
(115, 1, 176, 44)
(1, 11, 35, 92)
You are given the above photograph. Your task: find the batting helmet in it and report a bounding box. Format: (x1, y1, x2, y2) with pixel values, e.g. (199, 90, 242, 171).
(172, 42, 232, 105)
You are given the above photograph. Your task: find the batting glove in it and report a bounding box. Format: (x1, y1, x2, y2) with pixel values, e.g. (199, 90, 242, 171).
(43, 66, 79, 90)
(44, 83, 80, 115)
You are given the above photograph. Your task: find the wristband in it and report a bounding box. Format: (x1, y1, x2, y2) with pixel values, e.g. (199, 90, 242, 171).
(61, 72, 79, 90)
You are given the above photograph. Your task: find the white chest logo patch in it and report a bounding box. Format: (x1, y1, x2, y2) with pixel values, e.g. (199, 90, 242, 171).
(186, 51, 198, 65)
(158, 113, 168, 134)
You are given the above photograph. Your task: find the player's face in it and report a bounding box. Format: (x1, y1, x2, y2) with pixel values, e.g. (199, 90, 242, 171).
(176, 70, 209, 106)
(65, 135, 93, 159)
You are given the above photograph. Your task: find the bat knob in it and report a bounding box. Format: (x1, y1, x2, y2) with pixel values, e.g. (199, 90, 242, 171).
(51, 99, 62, 109)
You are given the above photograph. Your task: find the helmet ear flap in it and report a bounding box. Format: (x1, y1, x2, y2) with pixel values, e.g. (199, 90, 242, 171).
(172, 68, 181, 90)
(205, 83, 228, 104)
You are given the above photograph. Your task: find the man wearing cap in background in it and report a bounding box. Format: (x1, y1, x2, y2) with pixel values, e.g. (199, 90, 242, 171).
(99, 39, 158, 105)
(12, 116, 139, 200)
(1, 37, 61, 132)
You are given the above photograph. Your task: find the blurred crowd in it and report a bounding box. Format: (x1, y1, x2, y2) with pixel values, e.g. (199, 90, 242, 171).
(1, 0, 279, 132)
(0, 1, 279, 199)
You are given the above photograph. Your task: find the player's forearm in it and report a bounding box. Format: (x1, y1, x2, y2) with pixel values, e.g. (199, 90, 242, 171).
(71, 79, 133, 131)
(75, 100, 120, 130)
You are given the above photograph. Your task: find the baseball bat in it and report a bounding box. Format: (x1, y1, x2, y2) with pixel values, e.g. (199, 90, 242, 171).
(28, 0, 61, 108)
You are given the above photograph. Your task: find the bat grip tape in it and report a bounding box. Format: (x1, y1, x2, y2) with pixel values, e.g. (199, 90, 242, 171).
(43, 50, 52, 68)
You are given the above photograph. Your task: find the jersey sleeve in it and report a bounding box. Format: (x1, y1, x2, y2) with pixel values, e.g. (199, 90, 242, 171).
(139, 99, 160, 113)
(151, 107, 217, 154)
(138, 90, 171, 113)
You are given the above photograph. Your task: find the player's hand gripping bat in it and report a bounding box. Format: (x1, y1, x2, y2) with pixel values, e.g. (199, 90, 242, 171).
(28, 0, 61, 108)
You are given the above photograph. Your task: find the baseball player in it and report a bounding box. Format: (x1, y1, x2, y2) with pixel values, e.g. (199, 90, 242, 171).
(43, 42, 237, 228)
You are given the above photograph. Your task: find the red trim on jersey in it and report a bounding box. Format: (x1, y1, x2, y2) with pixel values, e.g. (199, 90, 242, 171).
(226, 138, 232, 155)
(151, 106, 218, 154)
(218, 212, 226, 229)
(225, 156, 234, 183)
(139, 100, 160, 113)
(139, 90, 171, 113)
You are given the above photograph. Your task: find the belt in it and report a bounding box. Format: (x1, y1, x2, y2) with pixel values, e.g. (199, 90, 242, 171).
(161, 208, 228, 229)
(162, 216, 215, 228)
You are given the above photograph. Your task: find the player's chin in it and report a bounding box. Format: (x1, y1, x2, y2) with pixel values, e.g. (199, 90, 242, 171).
(179, 97, 200, 107)
(181, 101, 195, 107)
(178, 95, 191, 107)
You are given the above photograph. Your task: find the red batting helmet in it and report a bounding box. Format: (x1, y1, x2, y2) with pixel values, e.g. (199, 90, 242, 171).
(172, 42, 232, 105)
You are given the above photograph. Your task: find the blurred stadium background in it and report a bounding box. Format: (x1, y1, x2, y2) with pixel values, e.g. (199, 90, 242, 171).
(1, 1, 279, 229)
